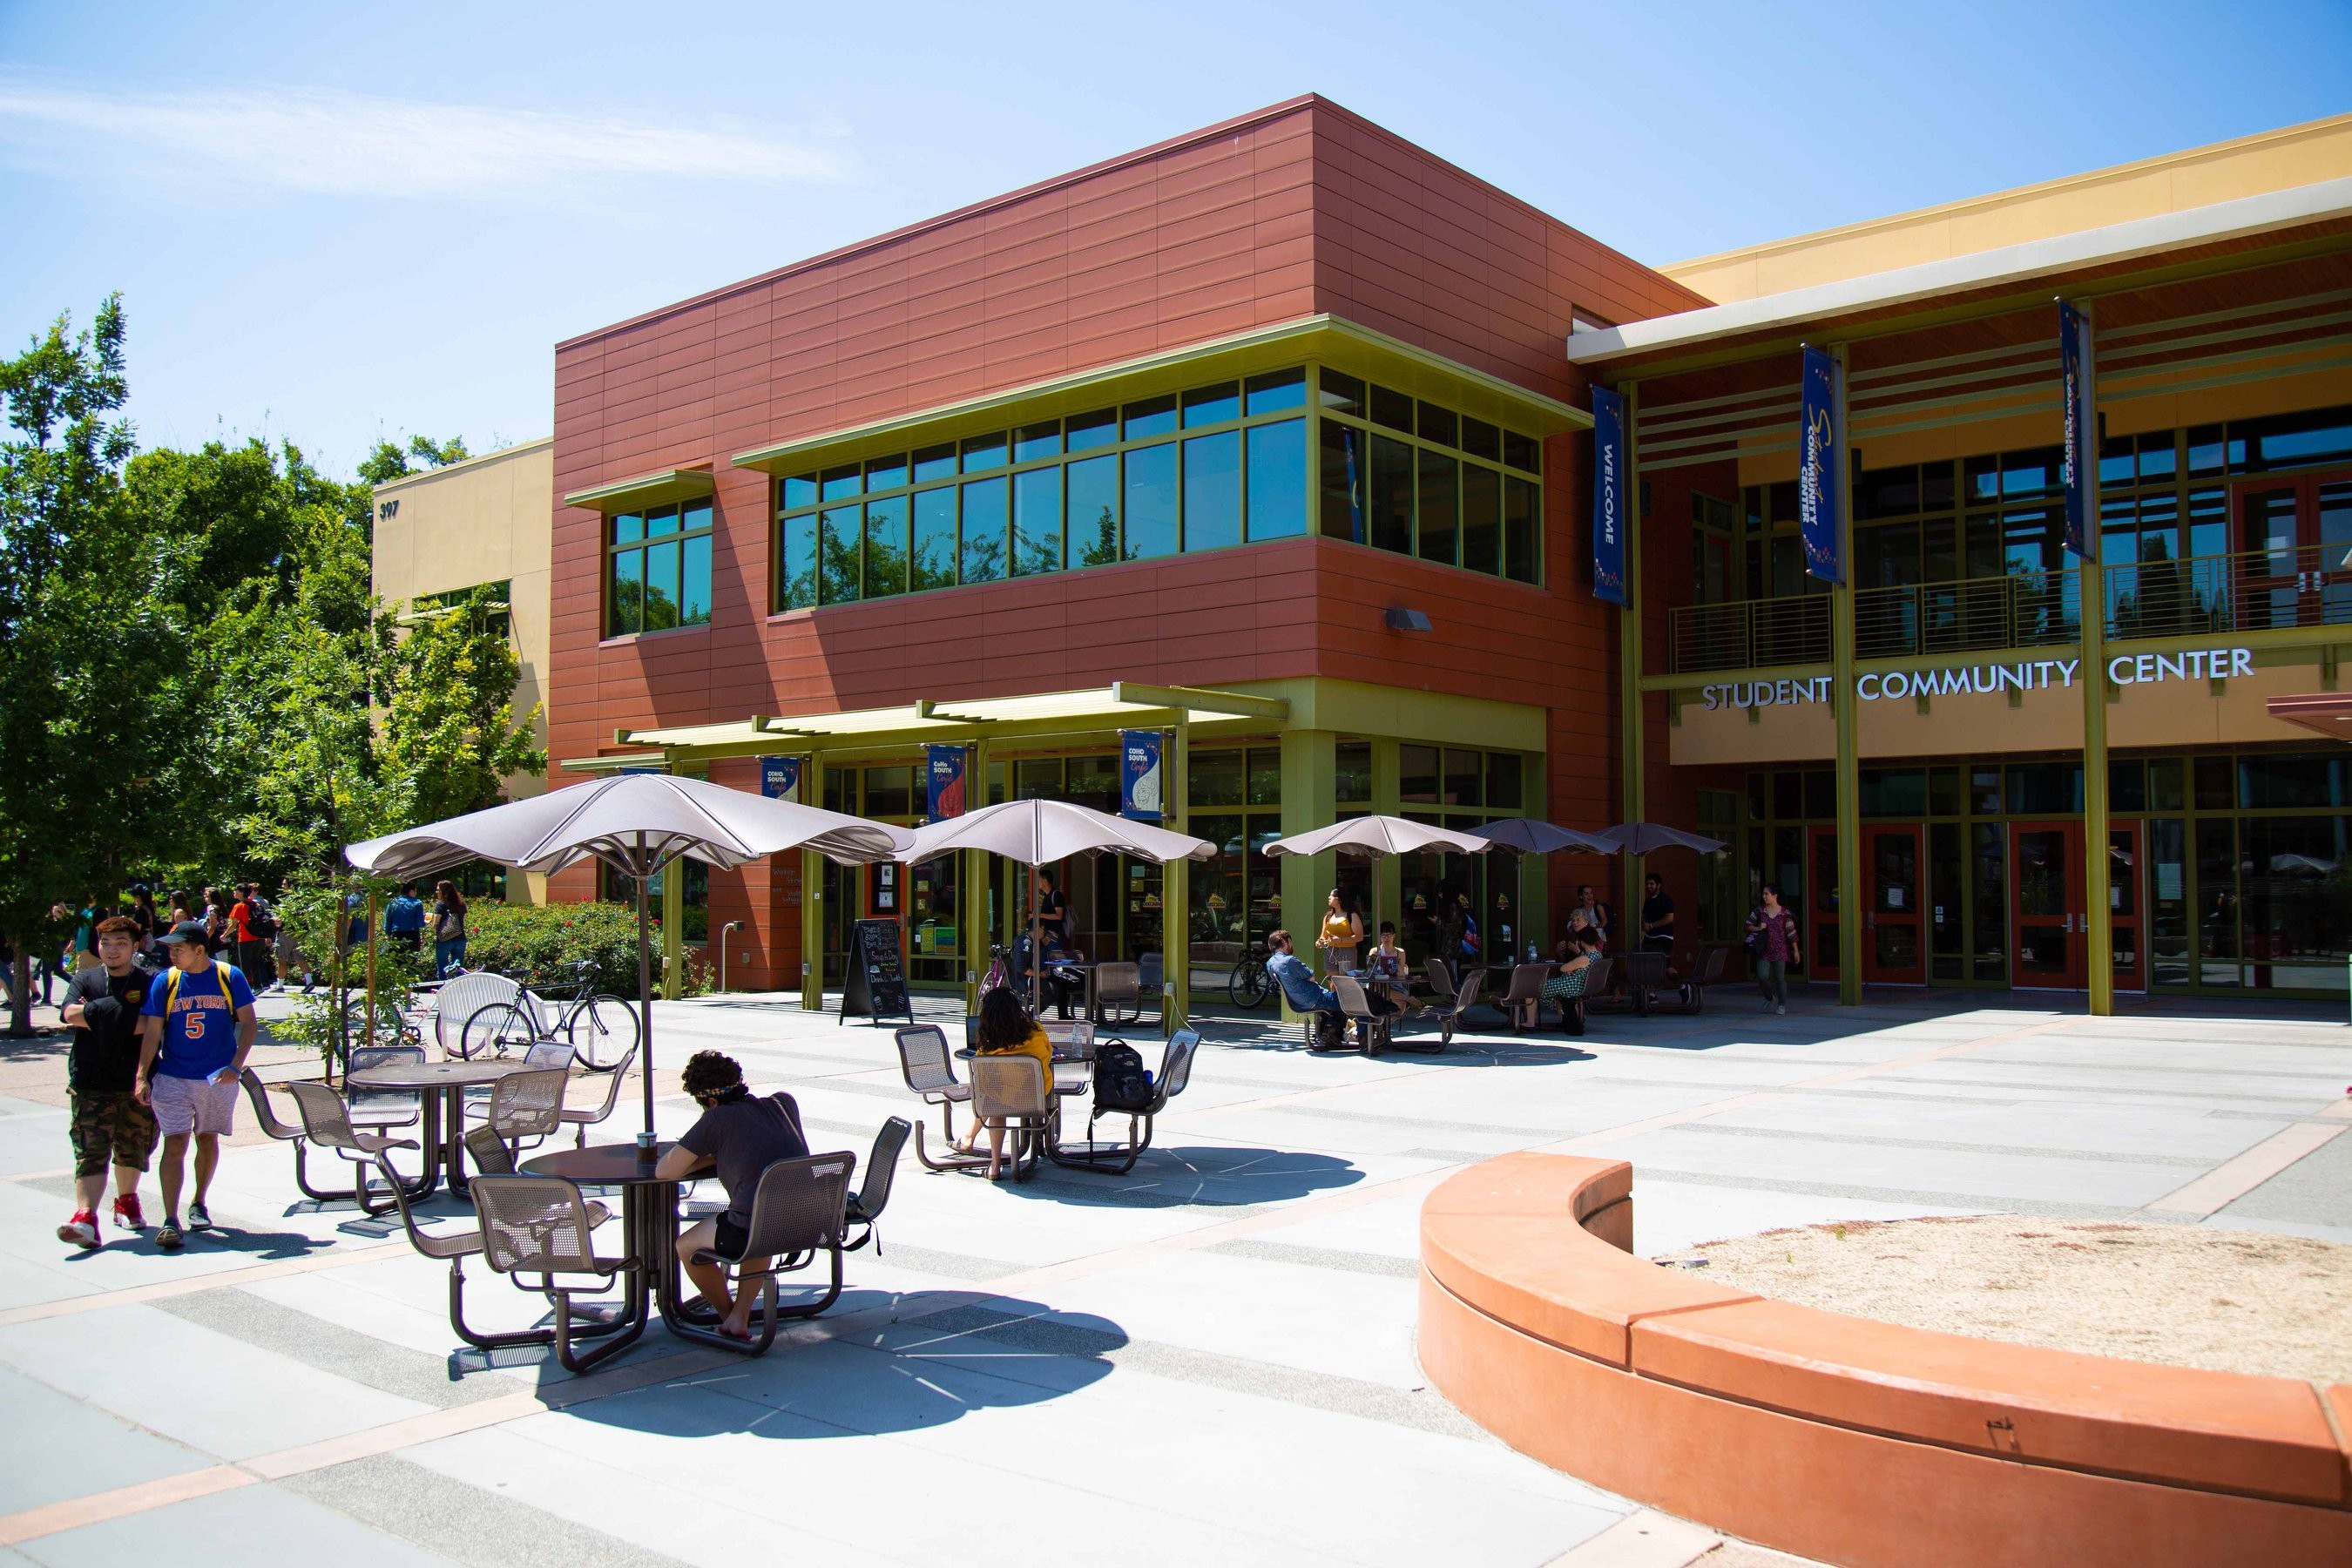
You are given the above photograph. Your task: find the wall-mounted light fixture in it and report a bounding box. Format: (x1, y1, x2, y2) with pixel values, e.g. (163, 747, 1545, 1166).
(1384, 607, 1432, 632)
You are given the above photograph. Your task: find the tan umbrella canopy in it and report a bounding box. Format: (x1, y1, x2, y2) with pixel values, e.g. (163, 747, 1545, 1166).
(1265, 815, 1492, 964)
(347, 774, 911, 1143)
(1466, 819, 1616, 959)
(1597, 823, 1728, 855)
(901, 797, 1214, 1013)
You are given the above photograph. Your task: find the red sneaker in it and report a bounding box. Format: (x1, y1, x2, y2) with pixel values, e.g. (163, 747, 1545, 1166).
(57, 1212, 98, 1249)
(112, 1193, 146, 1232)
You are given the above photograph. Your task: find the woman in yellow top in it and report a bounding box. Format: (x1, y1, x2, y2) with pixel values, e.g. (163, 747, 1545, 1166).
(962, 987, 1054, 1179)
(1314, 887, 1363, 977)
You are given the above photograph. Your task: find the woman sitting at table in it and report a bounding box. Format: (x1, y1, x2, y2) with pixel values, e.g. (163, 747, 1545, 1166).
(658, 1051, 809, 1342)
(1542, 912, 1601, 1025)
(1315, 888, 1363, 977)
(1366, 921, 1421, 1014)
(962, 986, 1053, 1179)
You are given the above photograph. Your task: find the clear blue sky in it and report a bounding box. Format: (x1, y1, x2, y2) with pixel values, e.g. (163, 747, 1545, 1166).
(3, 2, 2345, 476)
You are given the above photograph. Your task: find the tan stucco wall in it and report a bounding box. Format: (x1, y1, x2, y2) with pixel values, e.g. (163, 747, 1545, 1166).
(1665, 112, 2352, 305)
(1669, 654, 2339, 767)
(370, 439, 555, 897)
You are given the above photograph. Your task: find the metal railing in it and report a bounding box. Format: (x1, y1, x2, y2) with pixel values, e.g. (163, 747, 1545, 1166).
(1667, 547, 2352, 674)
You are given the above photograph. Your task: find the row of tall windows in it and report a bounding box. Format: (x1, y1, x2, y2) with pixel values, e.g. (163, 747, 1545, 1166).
(1315, 369, 1543, 582)
(605, 501, 714, 636)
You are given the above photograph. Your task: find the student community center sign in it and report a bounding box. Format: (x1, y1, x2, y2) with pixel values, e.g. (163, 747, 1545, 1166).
(1699, 646, 2256, 713)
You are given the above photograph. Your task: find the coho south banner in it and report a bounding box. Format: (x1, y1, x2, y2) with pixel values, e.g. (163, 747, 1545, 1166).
(924, 744, 967, 822)
(1590, 384, 1627, 605)
(1798, 345, 1843, 584)
(759, 755, 801, 801)
(2059, 299, 2097, 561)
(1121, 729, 1164, 821)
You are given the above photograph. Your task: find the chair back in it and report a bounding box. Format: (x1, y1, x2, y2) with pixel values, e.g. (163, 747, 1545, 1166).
(1452, 967, 1485, 1015)
(348, 1044, 424, 1119)
(1583, 956, 1614, 996)
(523, 1041, 573, 1071)
(433, 971, 523, 1052)
(487, 1067, 570, 1141)
(895, 1025, 960, 1096)
(1423, 956, 1456, 1002)
(569, 1046, 636, 1122)
(1501, 963, 1550, 1004)
(240, 1068, 301, 1141)
(1137, 951, 1163, 993)
(470, 1174, 602, 1276)
(1092, 962, 1141, 1004)
(371, 1152, 476, 1261)
(970, 1052, 1051, 1119)
(1699, 944, 1730, 984)
(287, 1080, 363, 1149)
(1329, 974, 1377, 1022)
(463, 1124, 517, 1175)
(1158, 1029, 1200, 1100)
(855, 1118, 912, 1220)
(739, 1152, 856, 1259)
(766, 1091, 810, 1151)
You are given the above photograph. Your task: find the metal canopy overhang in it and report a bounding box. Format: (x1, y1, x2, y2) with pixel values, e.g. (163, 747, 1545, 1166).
(1567, 178, 2352, 382)
(730, 315, 1590, 478)
(2267, 693, 2352, 741)
(562, 682, 1290, 772)
(563, 467, 716, 514)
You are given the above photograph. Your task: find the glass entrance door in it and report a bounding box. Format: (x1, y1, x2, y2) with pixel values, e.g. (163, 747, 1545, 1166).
(2107, 821, 2145, 993)
(2010, 821, 2084, 989)
(1861, 826, 1925, 983)
(2237, 477, 2352, 629)
(1806, 826, 1842, 985)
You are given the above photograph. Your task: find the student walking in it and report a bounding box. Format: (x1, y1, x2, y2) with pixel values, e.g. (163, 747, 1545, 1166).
(228, 883, 269, 985)
(134, 921, 258, 1251)
(385, 883, 426, 954)
(57, 917, 159, 1247)
(431, 881, 468, 978)
(1747, 883, 1801, 1016)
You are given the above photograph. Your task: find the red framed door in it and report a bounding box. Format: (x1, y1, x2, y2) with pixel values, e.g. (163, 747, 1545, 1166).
(2106, 820, 2145, 993)
(2009, 821, 2085, 989)
(1862, 825, 1926, 983)
(2237, 476, 2352, 631)
(1807, 826, 1842, 985)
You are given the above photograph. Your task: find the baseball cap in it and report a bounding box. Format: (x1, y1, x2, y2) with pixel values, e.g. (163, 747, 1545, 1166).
(163, 920, 210, 948)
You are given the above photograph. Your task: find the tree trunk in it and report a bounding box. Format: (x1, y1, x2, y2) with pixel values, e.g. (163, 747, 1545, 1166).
(7, 948, 32, 1038)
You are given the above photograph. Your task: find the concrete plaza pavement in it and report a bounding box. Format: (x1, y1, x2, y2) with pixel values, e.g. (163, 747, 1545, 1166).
(0, 983, 2347, 1567)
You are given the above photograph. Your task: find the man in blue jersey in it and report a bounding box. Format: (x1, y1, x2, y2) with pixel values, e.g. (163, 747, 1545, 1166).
(134, 921, 258, 1250)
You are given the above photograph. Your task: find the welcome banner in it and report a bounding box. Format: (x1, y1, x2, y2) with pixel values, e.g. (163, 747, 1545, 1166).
(1591, 384, 1627, 605)
(924, 744, 967, 822)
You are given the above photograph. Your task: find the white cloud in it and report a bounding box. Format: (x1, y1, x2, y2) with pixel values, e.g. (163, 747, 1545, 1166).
(0, 77, 855, 201)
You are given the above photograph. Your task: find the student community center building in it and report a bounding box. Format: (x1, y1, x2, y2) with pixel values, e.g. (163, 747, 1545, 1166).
(385, 96, 2352, 1016)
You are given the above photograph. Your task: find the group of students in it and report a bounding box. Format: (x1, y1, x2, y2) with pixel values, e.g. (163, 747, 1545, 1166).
(375, 880, 472, 978)
(56, 916, 260, 1253)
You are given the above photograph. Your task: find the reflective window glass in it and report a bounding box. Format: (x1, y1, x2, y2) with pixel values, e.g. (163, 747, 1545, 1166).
(608, 548, 641, 636)
(647, 504, 681, 537)
(1369, 383, 1413, 433)
(959, 476, 1007, 583)
(1190, 751, 1244, 808)
(1369, 435, 1413, 553)
(1443, 750, 1482, 808)
(1011, 466, 1061, 576)
(913, 443, 957, 483)
(2187, 425, 2226, 476)
(1013, 422, 1060, 463)
(1460, 463, 1500, 574)
(1183, 382, 1240, 427)
(865, 454, 908, 490)
(1416, 449, 1457, 565)
(643, 540, 680, 631)
(821, 465, 861, 502)
(960, 432, 1006, 472)
(1319, 421, 1364, 543)
(1399, 745, 1438, 803)
(819, 506, 862, 605)
(1123, 395, 1178, 441)
(1486, 754, 1523, 811)
(1182, 430, 1240, 551)
(863, 766, 913, 818)
(1504, 476, 1539, 583)
(779, 512, 818, 610)
(1066, 409, 1117, 451)
(1335, 743, 1372, 803)
(1246, 368, 1306, 414)
(1460, 416, 1500, 462)
(612, 511, 644, 544)
(1417, 403, 1457, 447)
(781, 476, 817, 510)
(1504, 430, 1540, 473)
(910, 487, 956, 592)
(1068, 454, 1121, 565)
(1247, 748, 1282, 806)
(863, 494, 908, 598)
(1317, 369, 1364, 417)
(1123, 443, 1178, 558)
(681, 534, 712, 625)
(1245, 419, 1307, 541)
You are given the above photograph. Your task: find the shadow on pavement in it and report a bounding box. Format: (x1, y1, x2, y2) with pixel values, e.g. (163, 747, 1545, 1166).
(996, 1144, 1363, 1209)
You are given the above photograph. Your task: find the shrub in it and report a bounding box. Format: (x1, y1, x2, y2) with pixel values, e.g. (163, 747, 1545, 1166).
(463, 900, 648, 995)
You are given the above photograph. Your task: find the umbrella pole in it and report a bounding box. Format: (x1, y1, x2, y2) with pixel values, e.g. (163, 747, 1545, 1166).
(1029, 864, 1044, 1017)
(635, 849, 656, 1151)
(364, 887, 379, 1054)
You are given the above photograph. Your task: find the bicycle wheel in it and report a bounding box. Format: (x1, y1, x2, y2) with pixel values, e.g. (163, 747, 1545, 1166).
(460, 1000, 541, 1062)
(338, 995, 409, 1049)
(565, 994, 641, 1071)
(1228, 958, 1271, 1009)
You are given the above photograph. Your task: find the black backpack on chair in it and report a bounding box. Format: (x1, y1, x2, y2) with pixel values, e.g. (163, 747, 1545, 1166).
(1092, 1040, 1154, 1113)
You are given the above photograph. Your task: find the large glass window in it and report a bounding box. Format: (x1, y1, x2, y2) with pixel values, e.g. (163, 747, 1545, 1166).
(1124, 443, 1178, 559)
(1012, 465, 1062, 576)
(960, 476, 1007, 584)
(1182, 430, 1241, 551)
(1247, 419, 1307, 540)
(1316, 375, 1544, 583)
(606, 500, 713, 636)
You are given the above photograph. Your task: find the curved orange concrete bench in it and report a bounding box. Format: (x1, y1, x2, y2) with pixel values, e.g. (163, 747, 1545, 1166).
(1419, 1152, 2352, 1568)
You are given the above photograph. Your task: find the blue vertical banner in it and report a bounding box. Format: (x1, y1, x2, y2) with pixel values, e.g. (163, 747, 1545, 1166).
(923, 744, 967, 822)
(1120, 729, 1164, 821)
(1590, 384, 1628, 606)
(2058, 299, 2098, 562)
(1797, 345, 1844, 585)
(758, 755, 801, 801)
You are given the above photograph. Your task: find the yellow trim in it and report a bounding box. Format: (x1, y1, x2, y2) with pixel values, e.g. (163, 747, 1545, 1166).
(730, 315, 1588, 476)
(563, 468, 715, 514)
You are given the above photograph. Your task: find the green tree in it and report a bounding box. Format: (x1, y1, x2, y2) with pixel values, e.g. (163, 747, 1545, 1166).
(357, 433, 470, 487)
(379, 584, 544, 827)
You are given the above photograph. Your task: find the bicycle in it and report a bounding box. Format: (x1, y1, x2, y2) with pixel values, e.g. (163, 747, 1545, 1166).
(456, 961, 641, 1071)
(981, 943, 1013, 994)
(1227, 940, 1272, 1009)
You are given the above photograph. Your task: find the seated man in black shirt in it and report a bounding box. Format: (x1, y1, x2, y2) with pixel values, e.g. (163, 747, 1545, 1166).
(655, 1051, 809, 1341)
(57, 916, 159, 1247)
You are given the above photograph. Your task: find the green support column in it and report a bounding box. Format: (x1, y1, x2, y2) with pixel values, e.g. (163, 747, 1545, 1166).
(800, 754, 826, 1011)
(2078, 302, 2114, 1017)
(1165, 721, 1190, 1035)
(1278, 729, 1338, 1024)
(964, 739, 990, 1017)
(661, 861, 685, 1000)
(1619, 381, 1646, 928)
(1830, 344, 1863, 1006)
(1370, 738, 1402, 939)
(1524, 749, 1550, 958)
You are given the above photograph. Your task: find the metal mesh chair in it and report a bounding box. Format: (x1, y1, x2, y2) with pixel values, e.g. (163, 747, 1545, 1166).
(968, 1053, 1053, 1183)
(1584, 955, 1633, 1014)
(470, 1174, 641, 1372)
(369, 1151, 612, 1352)
(1330, 975, 1392, 1056)
(1090, 962, 1143, 1026)
(682, 1152, 855, 1354)
(241, 1068, 362, 1207)
(433, 972, 522, 1055)
(842, 1118, 910, 1254)
(1429, 966, 1485, 1050)
(286, 1081, 422, 1216)
(1051, 1028, 1198, 1175)
(347, 1045, 424, 1131)
(479, 1066, 570, 1165)
(896, 1024, 972, 1170)
(1498, 963, 1553, 1033)
(1041, 1019, 1098, 1098)
(1423, 956, 1456, 1004)
(557, 1044, 636, 1147)
(463, 1123, 517, 1176)
(1649, 943, 1729, 1015)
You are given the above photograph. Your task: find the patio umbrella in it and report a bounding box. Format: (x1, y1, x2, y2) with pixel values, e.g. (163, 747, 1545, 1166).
(1466, 819, 1617, 960)
(899, 797, 1214, 1015)
(1596, 822, 1728, 855)
(346, 773, 911, 1145)
(1265, 815, 1491, 971)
